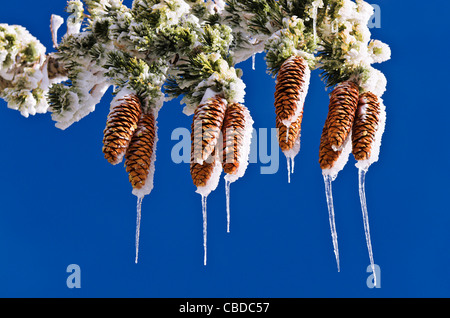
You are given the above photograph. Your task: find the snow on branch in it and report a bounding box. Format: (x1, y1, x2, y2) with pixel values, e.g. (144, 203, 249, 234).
(0, 0, 390, 127)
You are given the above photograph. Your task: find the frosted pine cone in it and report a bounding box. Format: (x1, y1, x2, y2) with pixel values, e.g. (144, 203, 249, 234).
(274, 55, 310, 126)
(319, 118, 343, 170)
(125, 112, 156, 190)
(276, 112, 303, 152)
(191, 95, 227, 164)
(102, 94, 142, 165)
(222, 103, 247, 175)
(191, 151, 217, 188)
(326, 81, 359, 151)
(352, 92, 381, 161)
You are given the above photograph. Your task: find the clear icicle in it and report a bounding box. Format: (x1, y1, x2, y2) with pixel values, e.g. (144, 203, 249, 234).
(287, 156, 291, 184)
(225, 180, 231, 233)
(358, 168, 377, 287)
(135, 196, 144, 264)
(201, 194, 208, 266)
(252, 53, 256, 70)
(323, 174, 340, 272)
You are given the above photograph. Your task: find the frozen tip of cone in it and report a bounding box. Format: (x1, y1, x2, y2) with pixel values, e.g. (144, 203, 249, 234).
(276, 113, 303, 153)
(191, 154, 223, 197)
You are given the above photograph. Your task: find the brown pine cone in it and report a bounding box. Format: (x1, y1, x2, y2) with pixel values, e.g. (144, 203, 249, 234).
(326, 81, 359, 151)
(222, 103, 247, 174)
(274, 55, 310, 125)
(191, 95, 227, 164)
(191, 151, 217, 188)
(352, 92, 381, 161)
(124, 112, 156, 190)
(46, 55, 68, 80)
(102, 94, 142, 165)
(276, 111, 303, 152)
(319, 118, 342, 170)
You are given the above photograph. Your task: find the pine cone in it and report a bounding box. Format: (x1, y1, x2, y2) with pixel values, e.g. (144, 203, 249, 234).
(221, 103, 247, 174)
(326, 81, 359, 151)
(47, 55, 68, 80)
(190, 151, 217, 188)
(319, 118, 342, 170)
(191, 95, 227, 164)
(276, 111, 303, 152)
(102, 94, 142, 165)
(274, 55, 310, 125)
(125, 112, 156, 190)
(352, 92, 381, 161)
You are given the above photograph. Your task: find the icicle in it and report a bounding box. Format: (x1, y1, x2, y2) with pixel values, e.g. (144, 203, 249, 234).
(323, 174, 340, 272)
(286, 156, 291, 184)
(290, 157, 295, 174)
(358, 168, 377, 286)
(252, 53, 256, 70)
(225, 180, 231, 233)
(135, 196, 144, 264)
(201, 194, 208, 266)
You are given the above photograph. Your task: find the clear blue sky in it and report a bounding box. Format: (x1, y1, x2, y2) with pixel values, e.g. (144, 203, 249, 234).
(0, 1, 449, 297)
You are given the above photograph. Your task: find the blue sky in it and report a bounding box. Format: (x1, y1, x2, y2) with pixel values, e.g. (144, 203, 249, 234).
(0, 1, 449, 297)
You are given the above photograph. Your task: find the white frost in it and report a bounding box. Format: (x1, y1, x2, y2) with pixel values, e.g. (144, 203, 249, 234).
(50, 15, 64, 48)
(322, 132, 353, 181)
(195, 153, 223, 197)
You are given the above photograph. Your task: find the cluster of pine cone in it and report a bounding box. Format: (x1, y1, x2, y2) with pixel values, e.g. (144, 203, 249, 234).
(102, 94, 157, 191)
(101, 91, 251, 193)
(102, 55, 382, 193)
(190, 95, 251, 188)
(319, 83, 381, 169)
(274, 56, 382, 170)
